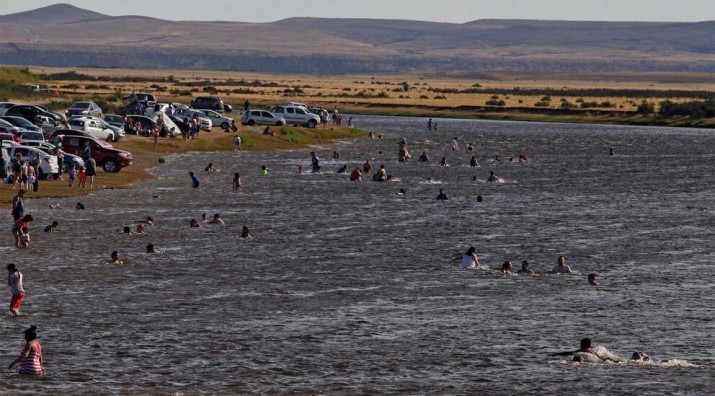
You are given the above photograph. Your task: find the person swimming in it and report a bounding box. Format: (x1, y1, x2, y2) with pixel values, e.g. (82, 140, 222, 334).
(111, 250, 123, 265)
(395, 188, 406, 196)
(44, 221, 59, 233)
(137, 217, 154, 226)
(209, 214, 225, 225)
(518, 260, 537, 275)
(135, 224, 147, 234)
(553, 255, 574, 274)
(190, 219, 202, 228)
(470, 156, 479, 167)
(487, 171, 500, 183)
(205, 163, 216, 172)
(461, 246, 481, 269)
(435, 188, 448, 200)
(76, 202, 85, 210)
(418, 151, 429, 162)
(240, 225, 253, 239)
(588, 273, 599, 285)
(146, 244, 158, 253)
(337, 165, 347, 174)
(123, 226, 133, 235)
(552, 338, 622, 363)
(501, 261, 513, 274)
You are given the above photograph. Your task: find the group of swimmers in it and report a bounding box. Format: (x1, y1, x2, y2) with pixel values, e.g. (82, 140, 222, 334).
(459, 247, 599, 284)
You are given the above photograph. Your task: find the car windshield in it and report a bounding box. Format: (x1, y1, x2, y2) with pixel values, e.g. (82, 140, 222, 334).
(105, 115, 122, 122)
(4, 117, 34, 127)
(73, 102, 90, 109)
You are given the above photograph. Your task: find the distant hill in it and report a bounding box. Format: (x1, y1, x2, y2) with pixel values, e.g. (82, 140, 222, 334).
(0, 4, 713, 74)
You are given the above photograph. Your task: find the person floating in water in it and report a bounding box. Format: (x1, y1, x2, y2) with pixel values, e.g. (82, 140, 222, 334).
(588, 273, 599, 285)
(260, 165, 268, 175)
(76, 202, 85, 210)
(146, 244, 158, 253)
(395, 188, 406, 196)
(419, 151, 429, 162)
(461, 246, 481, 269)
(439, 157, 448, 166)
(487, 171, 500, 183)
(8, 325, 43, 375)
(337, 165, 347, 174)
(111, 251, 123, 265)
(205, 163, 216, 172)
(137, 217, 154, 226)
(553, 255, 574, 274)
(190, 172, 199, 188)
(518, 260, 537, 275)
(435, 188, 449, 200)
(241, 225, 253, 239)
(190, 219, 202, 228)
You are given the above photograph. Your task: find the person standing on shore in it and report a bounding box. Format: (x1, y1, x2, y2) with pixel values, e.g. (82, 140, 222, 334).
(8, 325, 43, 375)
(85, 157, 97, 190)
(7, 264, 24, 316)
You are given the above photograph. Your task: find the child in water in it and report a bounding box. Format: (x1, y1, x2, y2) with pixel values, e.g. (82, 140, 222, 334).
(20, 227, 30, 247)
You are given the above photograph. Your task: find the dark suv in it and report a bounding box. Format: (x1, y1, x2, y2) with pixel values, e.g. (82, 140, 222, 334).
(6, 105, 63, 124)
(51, 135, 132, 172)
(190, 96, 232, 113)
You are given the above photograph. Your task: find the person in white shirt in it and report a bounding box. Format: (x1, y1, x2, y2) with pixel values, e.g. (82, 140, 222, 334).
(7, 264, 24, 316)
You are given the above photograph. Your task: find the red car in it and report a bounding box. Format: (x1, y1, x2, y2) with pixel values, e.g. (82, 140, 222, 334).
(49, 129, 93, 141)
(52, 135, 132, 172)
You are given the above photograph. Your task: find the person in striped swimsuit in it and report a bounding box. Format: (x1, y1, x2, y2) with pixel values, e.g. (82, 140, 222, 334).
(8, 325, 43, 375)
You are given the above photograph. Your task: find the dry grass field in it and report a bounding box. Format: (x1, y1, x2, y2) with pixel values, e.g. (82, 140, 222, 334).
(20, 66, 714, 128)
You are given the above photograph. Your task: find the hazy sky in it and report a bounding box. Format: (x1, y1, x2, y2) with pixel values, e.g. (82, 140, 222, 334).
(2, 0, 714, 23)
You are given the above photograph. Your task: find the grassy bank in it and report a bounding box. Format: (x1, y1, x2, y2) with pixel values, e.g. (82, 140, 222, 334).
(0, 125, 363, 207)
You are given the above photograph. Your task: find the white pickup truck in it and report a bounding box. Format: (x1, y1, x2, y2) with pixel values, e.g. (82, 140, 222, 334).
(67, 117, 120, 142)
(270, 105, 320, 128)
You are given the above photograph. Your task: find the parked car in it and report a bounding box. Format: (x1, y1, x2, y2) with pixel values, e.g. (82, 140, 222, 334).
(25, 143, 84, 173)
(0, 118, 20, 134)
(0, 132, 16, 143)
(66, 100, 103, 118)
(144, 103, 172, 117)
(6, 145, 59, 179)
(190, 96, 227, 112)
(270, 105, 320, 128)
(196, 109, 234, 129)
(240, 110, 286, 127)
(48, 129, 93, 142)
(171, 102, 190, 114)
(5, 104, 63, 124)
(0, 116, 42, 132)
(67, 117, 120, 142)
(103, 114, 125, 129)
(68, 115, 125, 141)
(16, 131, 45, 142)
(126, 115, 156, 135)
(34, 105, 66, 122)
(50, 135, 132, 173)
(0, 102, 19, 116)
(174, 109, 212, 131)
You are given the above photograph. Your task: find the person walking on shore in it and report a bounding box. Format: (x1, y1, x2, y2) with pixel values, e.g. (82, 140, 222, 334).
(7, 264, 24, 316)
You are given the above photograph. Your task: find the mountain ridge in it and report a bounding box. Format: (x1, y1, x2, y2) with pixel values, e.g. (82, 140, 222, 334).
(0, 4, 713, 74)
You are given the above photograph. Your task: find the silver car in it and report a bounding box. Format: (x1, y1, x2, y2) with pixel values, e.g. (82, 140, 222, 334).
(240, 110, 286, 127)
(197, 109, 234, 129)
(66, 101, 102, 118)
(174, 109, 212, 131)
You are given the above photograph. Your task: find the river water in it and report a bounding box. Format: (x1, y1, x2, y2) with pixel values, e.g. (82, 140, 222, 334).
(2, 116, 714, 394)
